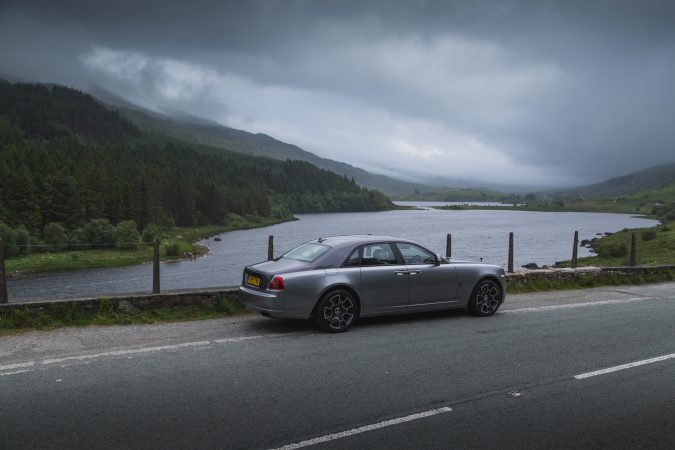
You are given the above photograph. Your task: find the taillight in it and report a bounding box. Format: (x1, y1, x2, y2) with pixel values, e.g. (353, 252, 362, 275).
(268, 275, 285, 290)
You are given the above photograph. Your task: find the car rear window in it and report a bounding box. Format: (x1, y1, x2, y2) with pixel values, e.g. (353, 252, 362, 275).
(282, 243, 331, 262)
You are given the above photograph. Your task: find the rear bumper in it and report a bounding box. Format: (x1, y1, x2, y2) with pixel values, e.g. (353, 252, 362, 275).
(238, 286, 285, 317)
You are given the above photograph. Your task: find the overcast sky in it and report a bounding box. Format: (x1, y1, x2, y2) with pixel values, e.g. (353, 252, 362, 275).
(1, 0, 675, 188)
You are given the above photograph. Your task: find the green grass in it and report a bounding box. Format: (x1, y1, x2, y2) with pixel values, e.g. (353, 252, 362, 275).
(552, 223, 675, 267)
(5, 215, 290, 274)
(506, 269, 675, 294)
(0, 296, 246, 336)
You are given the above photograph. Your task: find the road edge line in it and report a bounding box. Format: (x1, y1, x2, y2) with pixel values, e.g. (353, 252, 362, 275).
(270, 406, 452, 450)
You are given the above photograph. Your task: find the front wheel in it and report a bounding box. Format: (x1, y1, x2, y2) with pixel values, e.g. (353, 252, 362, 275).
(314, 290, 359, 333)
(468, 279, 502, 316)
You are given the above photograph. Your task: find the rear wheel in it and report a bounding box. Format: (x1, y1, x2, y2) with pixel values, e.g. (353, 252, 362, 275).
(468, 279, 502, 316)
(314, 290, 359, 333)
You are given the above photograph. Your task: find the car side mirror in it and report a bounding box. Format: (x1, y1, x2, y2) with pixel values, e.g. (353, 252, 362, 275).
(434, 254, 443, 266)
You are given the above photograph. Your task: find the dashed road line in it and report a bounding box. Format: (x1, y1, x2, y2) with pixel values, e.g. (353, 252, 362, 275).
(574, 352, 675, 379)
(270, 407, 453, 450)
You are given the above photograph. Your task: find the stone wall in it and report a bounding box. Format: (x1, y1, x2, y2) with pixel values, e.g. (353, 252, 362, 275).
(0, 288, 242, 317)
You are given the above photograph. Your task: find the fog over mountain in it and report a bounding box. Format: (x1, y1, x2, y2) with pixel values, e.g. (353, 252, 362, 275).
(2, 0, 675, 189)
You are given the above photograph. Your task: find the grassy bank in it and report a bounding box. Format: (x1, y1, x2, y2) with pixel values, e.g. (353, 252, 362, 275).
(433, 199, 653, 215)
(5, 215, 291, 274)
(550, 223, 675, 267)
(0, 296, 245, 336)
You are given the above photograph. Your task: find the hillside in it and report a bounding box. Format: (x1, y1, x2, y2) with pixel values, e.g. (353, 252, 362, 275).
(116, 106, 441, 197)
(554, 162, 675, 198)
(0, 82, 393, 237)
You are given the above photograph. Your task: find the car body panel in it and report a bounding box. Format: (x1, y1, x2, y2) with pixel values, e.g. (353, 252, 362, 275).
(238, 235, 506, 320)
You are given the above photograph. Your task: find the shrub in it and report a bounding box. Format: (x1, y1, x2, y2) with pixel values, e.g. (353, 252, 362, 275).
(641, 230, 657, 241)
(113, 220, 140, 249)
(598, 243, 628, 258)
(0, 223, 19, 257)
(84, 219, 115, 246)
(14, 225, 30, 255)
(68, 227, 89, 250)
(164, 241, 180, 257)
(142, 223, 162, 245)
(43, 222, 68, 251)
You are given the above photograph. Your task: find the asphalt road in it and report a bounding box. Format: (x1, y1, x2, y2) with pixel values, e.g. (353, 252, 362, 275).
(1, 283, 674, 449)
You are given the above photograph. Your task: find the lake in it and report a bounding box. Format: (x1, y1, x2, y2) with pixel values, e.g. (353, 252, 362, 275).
(6, 203, 657, 302)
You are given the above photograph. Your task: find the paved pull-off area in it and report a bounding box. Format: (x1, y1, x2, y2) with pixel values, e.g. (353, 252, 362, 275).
(1, 283, 674, 449)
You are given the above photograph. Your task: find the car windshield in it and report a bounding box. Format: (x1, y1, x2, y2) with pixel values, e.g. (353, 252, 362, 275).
(282, 243, 331, 262)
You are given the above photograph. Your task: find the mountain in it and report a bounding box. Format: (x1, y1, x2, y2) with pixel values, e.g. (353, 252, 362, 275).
(114, 105, 441, 197)
(0, 82, 393, 234)
(553, 162, 675, 198)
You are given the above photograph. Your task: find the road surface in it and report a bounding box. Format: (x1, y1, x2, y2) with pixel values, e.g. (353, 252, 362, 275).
(1, 283, 674, 449)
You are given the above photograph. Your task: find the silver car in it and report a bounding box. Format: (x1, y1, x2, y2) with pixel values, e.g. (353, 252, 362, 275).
(239, 235, 506, 332)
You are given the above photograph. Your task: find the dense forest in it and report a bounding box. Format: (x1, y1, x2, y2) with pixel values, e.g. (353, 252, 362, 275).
(0, 82, 392, 254)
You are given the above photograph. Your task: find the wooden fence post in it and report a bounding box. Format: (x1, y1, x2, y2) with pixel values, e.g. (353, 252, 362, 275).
(630, 232, 637, 267)
(153, 237, 160, 294)
(0, 238, 8, 303)
(572, 230, 579, 269)
(445, 233, 452, 258)
(508, 232, 514, 273)
(268, 235, 274, 261)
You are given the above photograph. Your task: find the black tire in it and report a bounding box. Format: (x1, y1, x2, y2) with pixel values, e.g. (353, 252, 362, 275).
(314, 289, 359, 333)
(468, 279, 502, 316)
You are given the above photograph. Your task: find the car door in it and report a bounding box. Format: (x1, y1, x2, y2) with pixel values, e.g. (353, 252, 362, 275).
(357, 243, 410, 314)
(395, 242, 458, 305)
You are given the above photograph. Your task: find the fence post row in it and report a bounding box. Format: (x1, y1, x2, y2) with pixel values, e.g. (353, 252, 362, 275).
(0, 237, 8, 303)
(507, 232, 514, 273)
(572, 230, 579, 269)
(268, 235, 274, 261)
(153, 237, 160, 294)
(630, 232, 637, 267)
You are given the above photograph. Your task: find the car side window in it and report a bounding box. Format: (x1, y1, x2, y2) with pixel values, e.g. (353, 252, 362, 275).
(396, 243, 436, 265)
(343, 248, 361, 267)
(360, 243, 399, 266)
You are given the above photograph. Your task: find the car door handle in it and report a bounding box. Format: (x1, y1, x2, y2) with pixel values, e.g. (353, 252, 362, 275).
(408, 270, 421, 276)
(394, 271, 409, 276)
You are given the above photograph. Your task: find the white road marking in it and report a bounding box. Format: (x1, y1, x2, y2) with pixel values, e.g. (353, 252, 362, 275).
(0, 361, 36, 371)
(504, 297, 657, 314)
(40, 341, 212, 365)
(0, 333, 302, 375)
(0, 370, 31, 377)
(270, 407, 453, 450)
(574, 352, 675, 379)
(214, 335, 264, 343)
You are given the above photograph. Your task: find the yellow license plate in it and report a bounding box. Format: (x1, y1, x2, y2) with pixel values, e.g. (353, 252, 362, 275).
(247, 275, 261, 287)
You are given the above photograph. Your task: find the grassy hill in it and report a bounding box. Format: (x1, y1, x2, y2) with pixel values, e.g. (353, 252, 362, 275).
(554, 162, 675, 198)
(116, 106, 441, 197)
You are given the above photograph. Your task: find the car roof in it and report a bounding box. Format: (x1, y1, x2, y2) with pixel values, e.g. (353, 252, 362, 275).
(308, 235, 416, 250)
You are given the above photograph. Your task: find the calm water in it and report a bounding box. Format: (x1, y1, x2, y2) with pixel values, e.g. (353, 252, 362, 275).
(6, 204, 657, 302)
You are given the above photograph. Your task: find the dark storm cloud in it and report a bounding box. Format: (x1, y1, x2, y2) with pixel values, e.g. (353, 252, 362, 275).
(2, 0, 675, 187)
